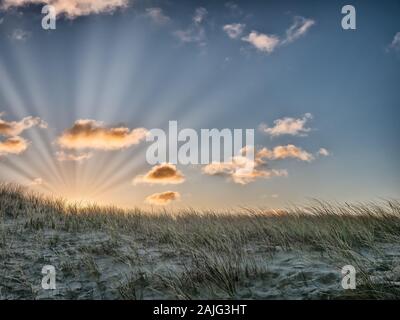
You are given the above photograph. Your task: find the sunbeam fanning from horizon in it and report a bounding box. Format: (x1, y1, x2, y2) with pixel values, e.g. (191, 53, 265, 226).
(0, 0, 399, 209)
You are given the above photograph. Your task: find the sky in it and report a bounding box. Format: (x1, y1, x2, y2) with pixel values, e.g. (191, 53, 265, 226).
(0, 0, 399, 209)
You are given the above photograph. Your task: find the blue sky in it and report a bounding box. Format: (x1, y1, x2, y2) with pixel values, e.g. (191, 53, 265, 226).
(0, 0, 399, 208)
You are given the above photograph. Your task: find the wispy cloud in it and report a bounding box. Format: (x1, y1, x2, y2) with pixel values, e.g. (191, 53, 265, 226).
(239, 16, 315, 53)
(56, 151, 93, 162)
(225, 2, 243, 16)
(388, 32, 400, 52)
(1, 0, 129, 19)
(145, 7, 170, 25)
(223, 23, 245, 39)
(133, 163, 185, 185)
(145, 191, 180, 205)
(57, 119, 148, 151)
(193, 7, 207, 24)
(260, 113, 313, 137)
(0, 114, 47, 137)
(174, 7, 208, 46)
(281, 16, 315, 45)
(9, 29, 30, 41)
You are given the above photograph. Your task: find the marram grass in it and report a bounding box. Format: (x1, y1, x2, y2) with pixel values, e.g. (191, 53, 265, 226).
(1, 183, 400, 299)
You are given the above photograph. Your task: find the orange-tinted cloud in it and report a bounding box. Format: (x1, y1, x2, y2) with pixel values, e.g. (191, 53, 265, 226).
(0, 114, 47, 137)
(145, 191, 180, 205)
(0, 136, 29, 155)
(1, 0, 128, 19)
(257, 145, 314, 162)
(57, 119, 148, 151)
(133, 163, 185, 185)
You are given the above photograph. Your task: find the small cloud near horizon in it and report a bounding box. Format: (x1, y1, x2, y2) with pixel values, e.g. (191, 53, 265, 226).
(145, 191, 180, 205)
(29, 177, 44, 186)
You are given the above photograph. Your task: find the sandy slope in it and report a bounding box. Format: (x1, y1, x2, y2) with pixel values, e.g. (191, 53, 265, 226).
(1, 215, 400, 299)
(1, 187, 400, 299)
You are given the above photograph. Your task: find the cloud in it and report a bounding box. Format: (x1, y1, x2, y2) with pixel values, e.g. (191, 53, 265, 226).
(0, 136, 29, 155)
(260, 113, 313, 137)
(203, 148, 288, 185)
(145, 7, 170, 25)
(317, 148, 330, 157)
(240, 16, 315, 53)
(1, 0, 129, 19)
(57, 119, 148, 151)
(388, 32, 400, 51)
(257, 145, 314, 162)
(133, 163, 185, 185)
(29, 177, 43, 186)
(174, 7, 207, 45)
(281, 16, 315, 45)
(223, 23, 245, 39)
(241, 31, 280, 53)
(225, 2, 242, 16)
(203, 144, 315, 184)
(56, 151, 93, 162)
(203, 160, 287, 185)
(193, 7, 207, 25)
(174, 28, 206, 44)
(9, 29, 30, 41)
(0, 114, 47, 136)
(0, 114, 47, 156)
(145, 191, 180, 205)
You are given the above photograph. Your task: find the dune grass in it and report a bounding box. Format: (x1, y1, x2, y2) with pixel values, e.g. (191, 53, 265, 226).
(0, 183, 400, 299)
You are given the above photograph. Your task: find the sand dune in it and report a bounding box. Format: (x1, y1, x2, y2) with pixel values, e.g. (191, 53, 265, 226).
(1, 184, 400, 299)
